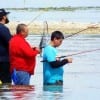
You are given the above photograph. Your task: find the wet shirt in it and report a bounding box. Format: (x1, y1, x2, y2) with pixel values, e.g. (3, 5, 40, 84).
(43, 45, 63, 84)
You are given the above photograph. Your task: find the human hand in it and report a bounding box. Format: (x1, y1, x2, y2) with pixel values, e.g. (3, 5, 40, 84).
(66, 58, 73, 63)
(56, 57, 60, 61)
(33, 47, 41, 53)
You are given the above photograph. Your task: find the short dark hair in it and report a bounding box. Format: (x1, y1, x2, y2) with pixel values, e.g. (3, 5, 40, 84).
(16, 23, 27, 34)
(0, 17, 3, 21)
(51, 31, 64, 41)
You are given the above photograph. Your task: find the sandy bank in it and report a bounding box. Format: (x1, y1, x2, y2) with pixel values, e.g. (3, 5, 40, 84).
(7, 21, 100, 34)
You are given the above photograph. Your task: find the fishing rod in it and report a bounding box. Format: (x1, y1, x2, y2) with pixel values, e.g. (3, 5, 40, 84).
(56, 48, 100, 58)
(65, 23, 99, 39)
(27, 12, 44, 26)
(41, 48, 100, 62)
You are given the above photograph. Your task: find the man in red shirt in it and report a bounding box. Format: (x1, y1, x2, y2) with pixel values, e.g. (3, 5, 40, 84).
(9, 23, 40, 85)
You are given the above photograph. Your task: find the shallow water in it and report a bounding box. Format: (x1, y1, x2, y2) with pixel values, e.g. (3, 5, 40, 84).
(0, 34, 100, 100)
(8, 9, 100, 23)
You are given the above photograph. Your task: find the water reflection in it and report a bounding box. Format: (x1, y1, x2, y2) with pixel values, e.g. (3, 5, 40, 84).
(43, 85, 63, 100)
(43, 85, 63, 93)
(0, 34, 100, 100)
(0, 85, 35, 100)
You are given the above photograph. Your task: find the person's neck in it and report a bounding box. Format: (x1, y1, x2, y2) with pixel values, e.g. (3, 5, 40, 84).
(50, 41, 56, 47)
(0, 20, 5, 24)
(17, 33, 26, 38)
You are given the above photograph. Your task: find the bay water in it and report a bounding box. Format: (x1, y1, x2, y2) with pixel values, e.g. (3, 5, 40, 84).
(0, 34, 100, 100)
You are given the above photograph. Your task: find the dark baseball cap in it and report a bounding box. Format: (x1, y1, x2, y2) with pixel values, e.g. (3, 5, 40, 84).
(0, 9, 10, 17)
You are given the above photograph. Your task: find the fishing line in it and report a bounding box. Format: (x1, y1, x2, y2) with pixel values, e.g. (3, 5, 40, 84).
(64, 23, 99, 39)
(57, 48, 100, 58)
(27, 12, 44, 26)
(41, 48, 100, 62)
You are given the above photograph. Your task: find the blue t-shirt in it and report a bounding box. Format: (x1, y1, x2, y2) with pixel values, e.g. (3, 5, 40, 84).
(43, 45, 63, 84)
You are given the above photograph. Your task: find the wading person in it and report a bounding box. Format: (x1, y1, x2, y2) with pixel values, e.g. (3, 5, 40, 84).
(0, 9, 12, 84)
(43, 31, 72, 86)
(9, 24, 40, 85)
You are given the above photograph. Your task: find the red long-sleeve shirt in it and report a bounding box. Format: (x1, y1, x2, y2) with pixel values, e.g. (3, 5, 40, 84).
(9, 34, 39, 75)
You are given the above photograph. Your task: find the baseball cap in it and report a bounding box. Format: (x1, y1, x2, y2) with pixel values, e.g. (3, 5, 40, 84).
(0, 9, 10, 17)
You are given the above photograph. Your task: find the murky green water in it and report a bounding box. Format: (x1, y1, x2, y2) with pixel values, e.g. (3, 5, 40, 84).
(0, 34, 100, 100)
(8, 8, 100, 23)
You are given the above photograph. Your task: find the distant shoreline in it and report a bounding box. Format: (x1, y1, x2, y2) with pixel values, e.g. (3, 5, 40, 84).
(7, 21, 100, 34)
(5, 6, 100, 11)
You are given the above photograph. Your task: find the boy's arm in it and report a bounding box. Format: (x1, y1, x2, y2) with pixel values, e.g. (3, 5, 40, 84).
(49, 59, 68, 68)
(49, 58, 72, 68)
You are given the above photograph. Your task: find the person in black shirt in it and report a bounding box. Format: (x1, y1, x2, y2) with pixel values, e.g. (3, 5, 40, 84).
(0, 9, 12, 84)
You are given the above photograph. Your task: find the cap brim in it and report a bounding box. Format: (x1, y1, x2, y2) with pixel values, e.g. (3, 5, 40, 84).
(6, 12, 10, 15)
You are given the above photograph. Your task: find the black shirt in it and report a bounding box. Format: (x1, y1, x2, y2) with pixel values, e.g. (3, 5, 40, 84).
(0, 23, 12, 62)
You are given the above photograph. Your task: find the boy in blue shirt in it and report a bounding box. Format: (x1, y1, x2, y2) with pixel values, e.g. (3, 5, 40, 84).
(43, 31, 72, 85)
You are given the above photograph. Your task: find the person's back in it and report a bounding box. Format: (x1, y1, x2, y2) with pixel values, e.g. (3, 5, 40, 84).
(0, 23, 11, 61)
(9, 33, 38, 75)
(0, 9, 12, 84)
